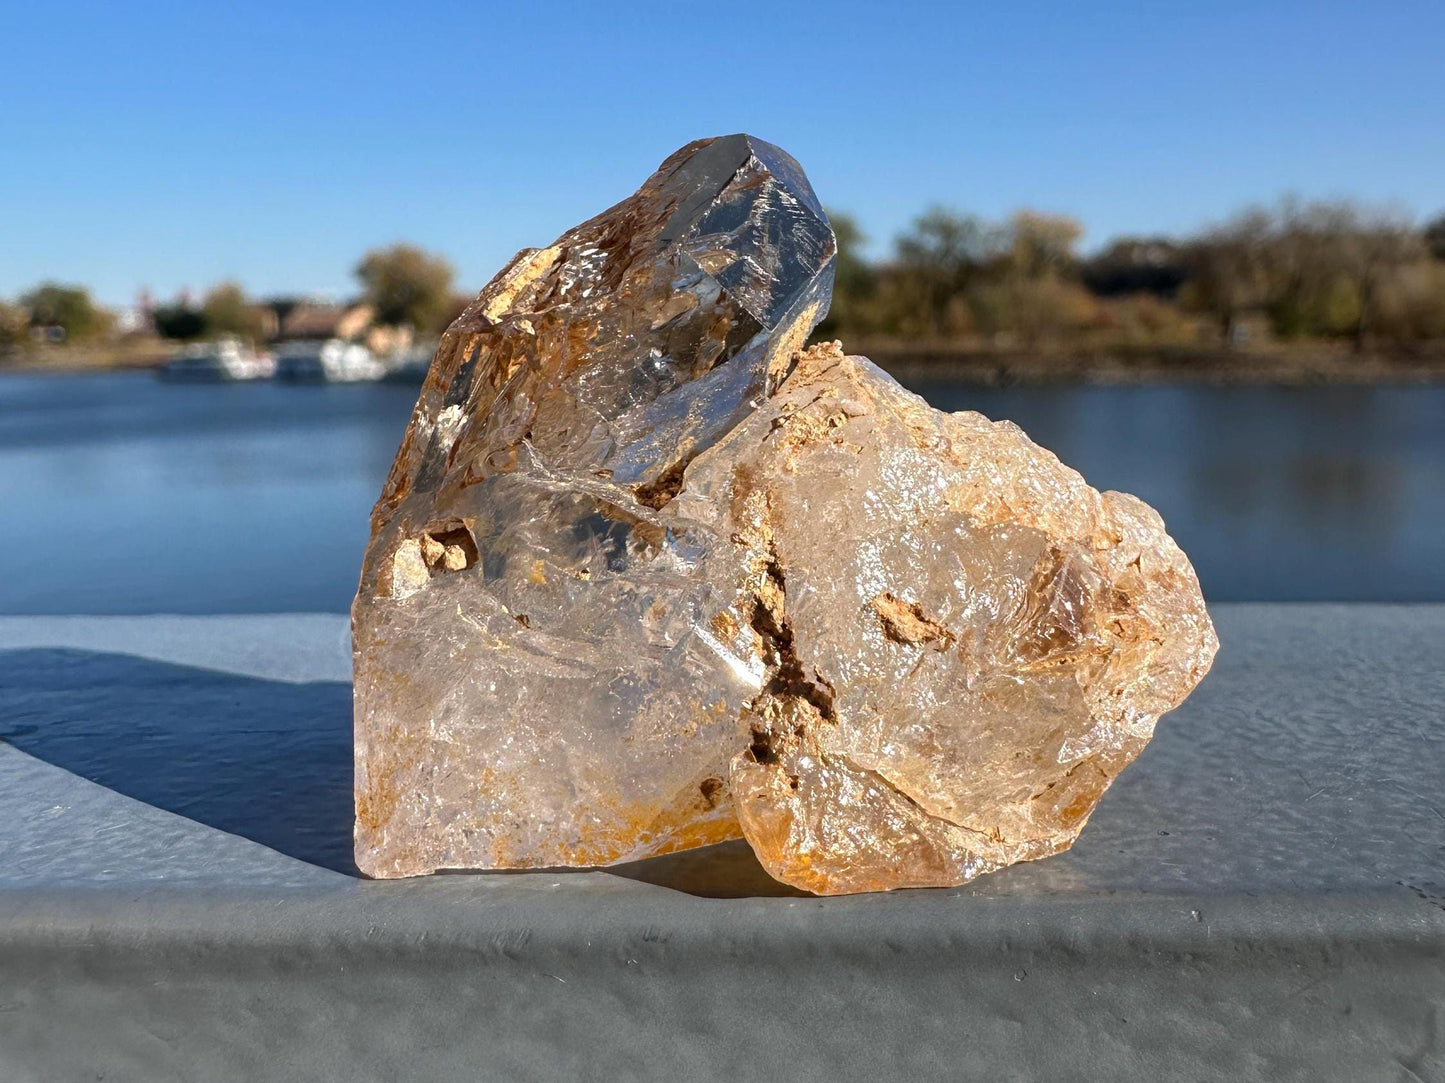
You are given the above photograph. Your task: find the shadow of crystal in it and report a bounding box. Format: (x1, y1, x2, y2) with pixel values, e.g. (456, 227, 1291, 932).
(0, 647, 359, 874)
(0, 646, 811, 895)
(455, 840, 812, 899)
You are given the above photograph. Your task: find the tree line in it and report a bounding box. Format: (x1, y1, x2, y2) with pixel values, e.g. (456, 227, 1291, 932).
(0, 244, 459, 351)
(6, 204, 1445, 357)
(819, 200, 1445, 351)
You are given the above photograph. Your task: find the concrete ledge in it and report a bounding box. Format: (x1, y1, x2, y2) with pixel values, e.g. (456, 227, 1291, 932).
(1, 606, 1442, 1080)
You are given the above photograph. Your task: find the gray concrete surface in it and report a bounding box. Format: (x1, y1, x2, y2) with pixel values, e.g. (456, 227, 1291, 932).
(0, 606, 1442, 1081)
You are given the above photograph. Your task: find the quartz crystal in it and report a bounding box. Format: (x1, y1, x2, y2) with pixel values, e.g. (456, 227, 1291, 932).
(353, 135, 1217, 894)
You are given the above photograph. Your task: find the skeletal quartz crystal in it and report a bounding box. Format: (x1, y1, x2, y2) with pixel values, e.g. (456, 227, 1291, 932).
(353, 135, 1217, 894)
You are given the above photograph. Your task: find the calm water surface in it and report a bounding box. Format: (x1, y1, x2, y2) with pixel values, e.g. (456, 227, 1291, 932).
(2, 370, 1441, 613)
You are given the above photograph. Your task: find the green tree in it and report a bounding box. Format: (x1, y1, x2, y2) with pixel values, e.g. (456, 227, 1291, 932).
(832, 212, 875, 298)
(815, 210, 877, 338)
(1424, 214, 1445, 262)
(20, 282, 111, 342)
(894, 207, 995, 337)
(153, 299, 206, 340)
(202, 281, 263, 339)
(354, 244, 457, 332)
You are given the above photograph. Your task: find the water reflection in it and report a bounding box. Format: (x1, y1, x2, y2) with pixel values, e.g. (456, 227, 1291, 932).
(1, 370, 1442, 612)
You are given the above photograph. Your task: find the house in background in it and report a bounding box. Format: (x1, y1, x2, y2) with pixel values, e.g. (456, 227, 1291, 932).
(269, 299, 412, 357)
(276, 301, 374, 342)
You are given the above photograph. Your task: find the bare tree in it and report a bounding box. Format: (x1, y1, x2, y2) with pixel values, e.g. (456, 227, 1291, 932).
(1182, 209, 1274, 346)
(894, 207, 997, 337)
(1271, 200, 1421, 349)
(994, 211, 1088, 348)
(1003, 211, 1083, 278)
(1334, 207, 1420, 351)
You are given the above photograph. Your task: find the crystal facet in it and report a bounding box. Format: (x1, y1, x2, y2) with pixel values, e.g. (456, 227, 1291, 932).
(353, 136, 1217, 894)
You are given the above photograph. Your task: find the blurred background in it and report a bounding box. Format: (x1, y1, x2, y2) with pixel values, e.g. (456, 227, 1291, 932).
(3, 1, 1442, 613)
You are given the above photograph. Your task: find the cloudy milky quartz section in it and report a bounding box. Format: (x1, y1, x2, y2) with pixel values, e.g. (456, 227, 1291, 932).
(353, 136, 1217, 894)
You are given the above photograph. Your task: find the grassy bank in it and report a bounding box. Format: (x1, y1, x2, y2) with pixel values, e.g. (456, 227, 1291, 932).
(0, 340, 173, 373)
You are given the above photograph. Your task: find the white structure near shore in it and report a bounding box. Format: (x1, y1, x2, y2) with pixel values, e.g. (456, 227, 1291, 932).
(273, 338, 386, 382)
(159, 337, 275, 381)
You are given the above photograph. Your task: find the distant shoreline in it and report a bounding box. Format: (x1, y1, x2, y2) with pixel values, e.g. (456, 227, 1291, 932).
(4, 341, 1445, 386)
(855, 341, 1445, 386)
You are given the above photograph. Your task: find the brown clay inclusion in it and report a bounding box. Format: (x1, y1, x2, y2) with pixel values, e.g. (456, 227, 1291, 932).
(352, 136, 1217, 894)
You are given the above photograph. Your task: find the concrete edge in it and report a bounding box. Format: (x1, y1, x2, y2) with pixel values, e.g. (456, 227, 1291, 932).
(3, 884, 1442, 957)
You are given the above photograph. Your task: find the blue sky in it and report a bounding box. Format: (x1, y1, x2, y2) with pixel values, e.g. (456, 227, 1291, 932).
(2, 0, 1441, 305)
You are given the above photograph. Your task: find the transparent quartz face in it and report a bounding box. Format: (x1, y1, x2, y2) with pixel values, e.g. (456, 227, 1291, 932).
(354, 136, 837, 878)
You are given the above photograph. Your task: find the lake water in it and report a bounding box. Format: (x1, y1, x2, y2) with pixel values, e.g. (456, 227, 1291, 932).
(2, 370, 1441, 614)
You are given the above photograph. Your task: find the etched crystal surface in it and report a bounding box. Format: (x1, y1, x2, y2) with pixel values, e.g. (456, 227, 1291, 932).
(353, 136, 1216, 894)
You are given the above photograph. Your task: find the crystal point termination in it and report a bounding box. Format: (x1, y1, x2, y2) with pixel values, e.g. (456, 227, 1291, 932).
(353, 136, 1216, 894)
